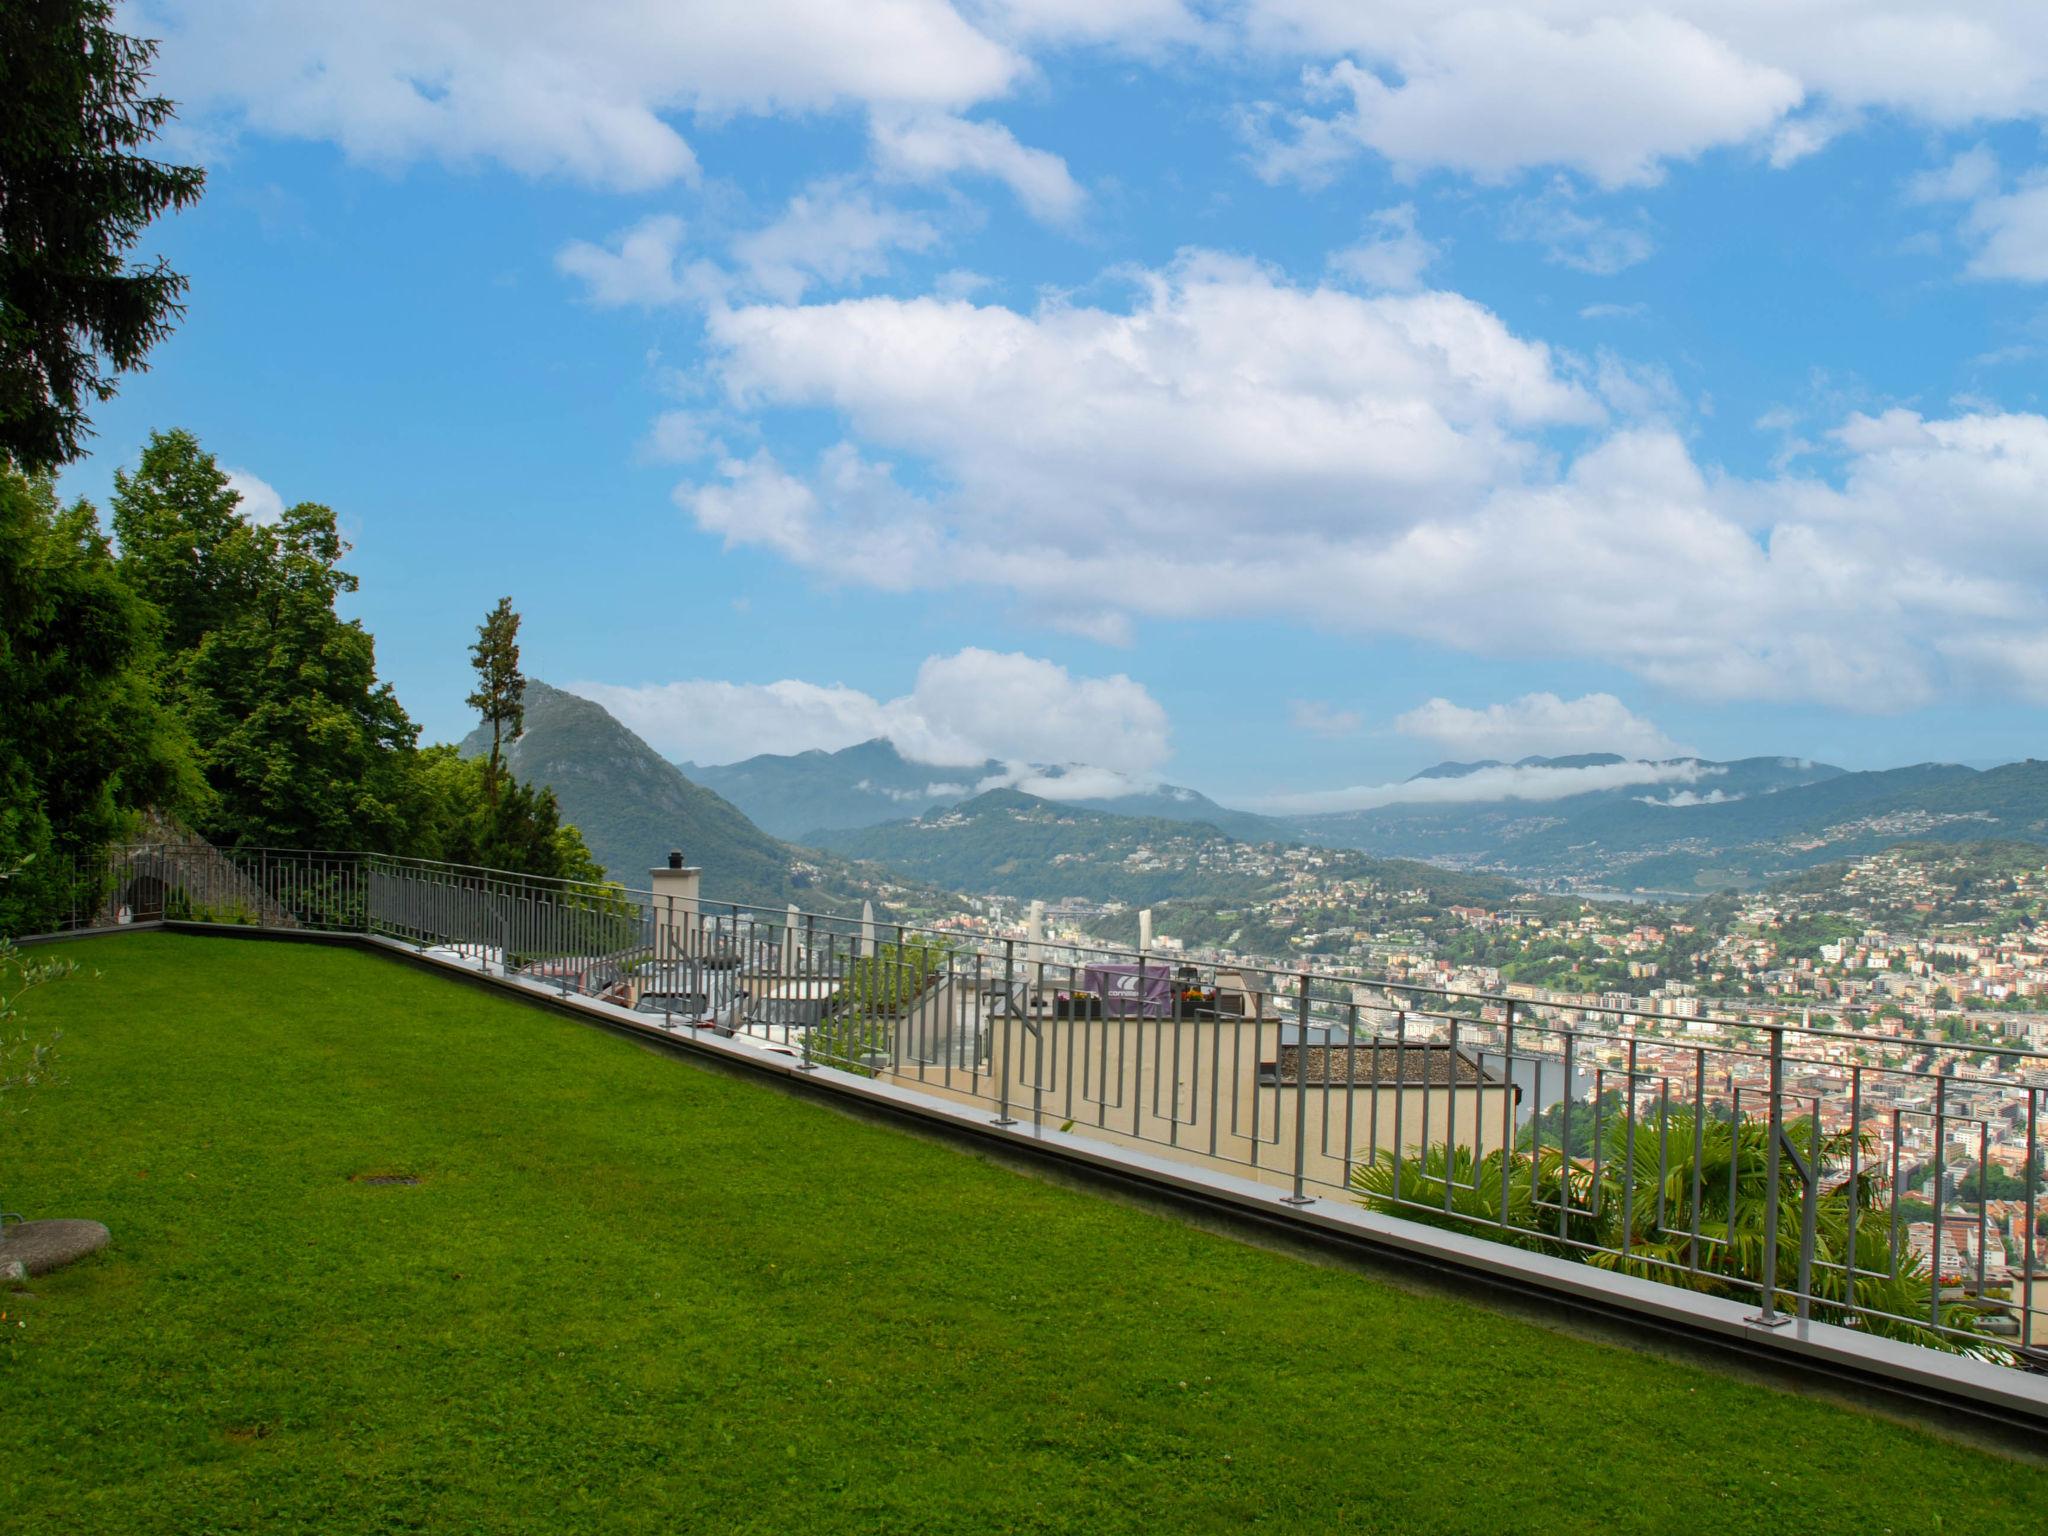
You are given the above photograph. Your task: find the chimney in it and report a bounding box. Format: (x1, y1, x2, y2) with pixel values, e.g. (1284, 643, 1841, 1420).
(651, 853, 702, 957)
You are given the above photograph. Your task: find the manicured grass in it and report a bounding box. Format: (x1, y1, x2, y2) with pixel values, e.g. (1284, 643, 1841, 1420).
(2, 932, 2041, 1533)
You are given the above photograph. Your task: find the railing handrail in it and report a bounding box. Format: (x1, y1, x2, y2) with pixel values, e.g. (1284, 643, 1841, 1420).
(74, 839, 2048, 1071)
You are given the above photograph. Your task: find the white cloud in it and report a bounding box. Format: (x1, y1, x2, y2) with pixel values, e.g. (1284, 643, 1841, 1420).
(1327, 203, 1436, 291)
(133, 2, 2048, 207)
(224, 468, 284, 526)
(1394, 693, 1687, 761)
(1636, 788, 1741, 807)
(1906, 145, 2001, 205)
(1502, 183, 1656, 274)
(1288, 700, 1364, 739)
(140, 0, 1022, 190)
(1964, 179, 2048, 282)
(556, 215, 695, 307)
(1898, 148, 2048, 284)
(1253, 759, 1711, 815)
(1240, 4, 2048, 188)
(640, 410, 722, 464)
(1248, 14, 1799, 189)
(561, 186, 945, 310)
(871, 112, 1085, 222)
(574, 648, 1170, 778)
(673, 254, 2048, 713)
(731, 182, 941, 302)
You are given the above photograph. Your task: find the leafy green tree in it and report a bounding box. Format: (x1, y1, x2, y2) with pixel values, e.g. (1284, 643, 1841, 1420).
(178, 501, 422, 851)
(0, 462, 197, 933)
(411, 745, 603, 884)
(467, 597, 525, 808)
(110, 429, 263, 653)
(0, 2, 205, 471)
(108, 430, 422, 852)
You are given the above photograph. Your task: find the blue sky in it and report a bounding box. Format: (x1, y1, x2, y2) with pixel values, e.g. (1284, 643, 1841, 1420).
(59, 3, 2048, 807)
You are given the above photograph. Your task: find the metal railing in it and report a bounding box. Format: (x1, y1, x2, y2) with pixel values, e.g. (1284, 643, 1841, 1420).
(25, 841, 2048, 1366)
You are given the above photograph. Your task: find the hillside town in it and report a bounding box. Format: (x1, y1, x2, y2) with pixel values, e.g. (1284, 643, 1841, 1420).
(915, 842, 2048, 1291)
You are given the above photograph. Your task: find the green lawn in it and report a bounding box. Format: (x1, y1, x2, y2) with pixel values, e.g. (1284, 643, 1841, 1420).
(2, 932, 2041, 1533)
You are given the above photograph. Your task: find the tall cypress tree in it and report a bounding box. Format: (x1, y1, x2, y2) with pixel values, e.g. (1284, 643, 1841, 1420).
(466, 598, 525, 808)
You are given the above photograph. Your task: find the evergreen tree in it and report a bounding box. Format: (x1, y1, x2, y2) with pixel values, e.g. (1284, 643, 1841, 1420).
(466, 597, 525, 807)
(0, 2, 205, 471)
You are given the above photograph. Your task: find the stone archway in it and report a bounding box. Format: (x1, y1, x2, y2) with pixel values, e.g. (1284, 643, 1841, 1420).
(121, 874, 170, 922)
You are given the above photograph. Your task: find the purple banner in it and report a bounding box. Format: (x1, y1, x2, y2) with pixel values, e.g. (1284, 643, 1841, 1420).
(1081, 963, 1178, 1018)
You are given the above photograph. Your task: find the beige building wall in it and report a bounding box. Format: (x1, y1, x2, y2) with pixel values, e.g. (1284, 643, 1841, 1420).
(877, 1008, 1516, 1198)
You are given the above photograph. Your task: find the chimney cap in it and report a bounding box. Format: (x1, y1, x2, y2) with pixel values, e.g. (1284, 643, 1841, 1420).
(667, 850, 685, 869)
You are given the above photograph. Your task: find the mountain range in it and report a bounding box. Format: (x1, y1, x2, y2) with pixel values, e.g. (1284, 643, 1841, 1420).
(683, 738, 1274, 841)
(680, 737, 2048, 895)
(457, 682, 958, 915)
(1276, 755, 2048, 891)
(807, 786, 1524, 953)
(469, 686, 2048, 906)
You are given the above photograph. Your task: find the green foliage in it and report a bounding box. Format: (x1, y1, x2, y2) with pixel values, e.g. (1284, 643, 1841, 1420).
(0, 464, 199, 933)
(409, 745, 604, 886)
(0, 930, 73, 1115)
(113, 432, 424, 852)
(465, 597, 525, 804)
(457, 680, 955, 914)
(0, 2, 205, 472)
(1358, 1105, 2008, 1359)
(831, 938, 951, 1014)
(10, 933, 2043, 1532)
(811, 938, 952, 1073)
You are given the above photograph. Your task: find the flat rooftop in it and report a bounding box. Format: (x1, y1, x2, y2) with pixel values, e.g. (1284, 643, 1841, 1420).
(5, 932, 2043, 1532)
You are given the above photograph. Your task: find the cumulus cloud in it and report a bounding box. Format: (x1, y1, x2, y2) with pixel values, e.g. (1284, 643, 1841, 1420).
(1902, 147, 2048, 283)
(574, 648, 1170, 780)
(670, 254, 2048, 713)
(224, 468, 285, 526)
(556, 215, 696, 307)
(1327, 204, 1436, 291)
(133, 3, 2048, 208)
(1247, 13, 1799, 189)
(871, 112, 1085, 223)
(138, 0, 1021, 190)
(560, 187, 946, 310)
(1253, 759, 1712, 816)
(730, 182, 941, 302)
(1395, 693, 1687, 761)
(1962, 179, 2048, 283)
(1241, 3, 2048, 188)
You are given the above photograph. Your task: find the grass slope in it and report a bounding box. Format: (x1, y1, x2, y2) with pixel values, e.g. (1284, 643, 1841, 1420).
(4, 933, 2042, 1534)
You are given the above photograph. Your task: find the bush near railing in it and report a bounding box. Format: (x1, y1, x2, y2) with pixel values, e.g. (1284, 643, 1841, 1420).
(1352, 1108, 2011, 1360)
(810, 939, 951, 1075)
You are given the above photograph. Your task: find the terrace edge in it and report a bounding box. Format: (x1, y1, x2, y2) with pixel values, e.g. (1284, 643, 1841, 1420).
(23, 917, 2048, 1451)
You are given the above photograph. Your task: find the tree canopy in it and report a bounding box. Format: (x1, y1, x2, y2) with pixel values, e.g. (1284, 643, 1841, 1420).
(0, 459, 197, 930)
(0, 2, 205, 472)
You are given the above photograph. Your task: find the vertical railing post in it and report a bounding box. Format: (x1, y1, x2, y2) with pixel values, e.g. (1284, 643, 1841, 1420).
(1285, 970, 1313, 1205)
(1751, 1026, 1789, 1327)
(994, 939, 1017, 1126)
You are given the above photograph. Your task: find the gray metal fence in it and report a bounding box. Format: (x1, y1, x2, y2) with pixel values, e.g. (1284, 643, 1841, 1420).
(32, 842, 2048, 1367)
